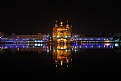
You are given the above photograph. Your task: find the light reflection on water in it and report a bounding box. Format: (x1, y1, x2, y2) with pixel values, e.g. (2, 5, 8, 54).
(0, 43, 121, 68)
(0, 43, 121, 81)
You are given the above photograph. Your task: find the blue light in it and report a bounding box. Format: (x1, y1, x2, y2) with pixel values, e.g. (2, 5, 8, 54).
(37, 40, 43, 42)
(40, 44, 43, 46)
(73, 42, 77, 46)
(115, 43, 119, 47)
(86, 46, 87, 48)
(38, 44, 40, 46)
(115, 40, 119, 42)
(35, 40, 37, 42)
(35, 43, 37, 46)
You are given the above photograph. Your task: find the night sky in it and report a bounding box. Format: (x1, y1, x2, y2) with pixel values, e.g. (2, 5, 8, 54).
(0, 0, 121, 36)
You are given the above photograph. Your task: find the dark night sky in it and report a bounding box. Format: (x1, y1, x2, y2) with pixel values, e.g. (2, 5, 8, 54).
(0, 0, 121, 36)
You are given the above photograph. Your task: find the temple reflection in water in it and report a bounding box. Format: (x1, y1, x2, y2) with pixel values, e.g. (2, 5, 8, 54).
(0, 42, 121, 69)
(0, 20, 121, 69)
(53, 44, 71, 68)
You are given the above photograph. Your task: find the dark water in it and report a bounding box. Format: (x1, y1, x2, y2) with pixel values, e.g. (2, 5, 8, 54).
(0, 43, 121, 81)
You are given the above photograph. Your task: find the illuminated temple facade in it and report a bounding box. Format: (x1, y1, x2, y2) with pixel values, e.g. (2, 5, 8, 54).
(52, 20, 72, 44)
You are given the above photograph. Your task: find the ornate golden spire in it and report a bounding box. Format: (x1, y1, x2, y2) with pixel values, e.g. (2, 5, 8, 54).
(66, 20, 69, 27)
(60, 22, 63, 26)
(55, 20, 58, 27)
